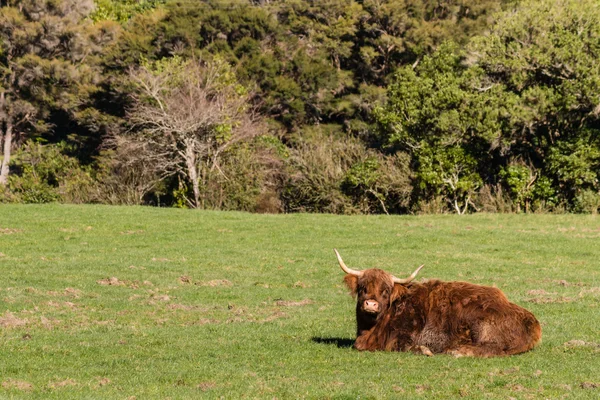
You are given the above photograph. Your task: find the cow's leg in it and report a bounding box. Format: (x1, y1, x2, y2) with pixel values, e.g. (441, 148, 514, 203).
(446, 344, 505, 358)
(354, 310, 399, 351)
(354, 326, 399, 351)
(354, 330, 377, 351)
(417, 345, 434, 356)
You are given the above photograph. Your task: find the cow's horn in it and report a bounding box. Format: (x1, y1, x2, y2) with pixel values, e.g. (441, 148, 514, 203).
(334, 249, 362, 276)
(391, 264, 424, 284)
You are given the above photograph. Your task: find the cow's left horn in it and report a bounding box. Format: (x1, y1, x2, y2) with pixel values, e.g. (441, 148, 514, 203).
(334, 249, 362, 276)
(391, 264, 424, 284)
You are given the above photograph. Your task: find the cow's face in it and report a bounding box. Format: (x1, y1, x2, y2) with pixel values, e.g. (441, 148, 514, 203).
(334, 249, 422, 332)
(344, 269, 402, 317)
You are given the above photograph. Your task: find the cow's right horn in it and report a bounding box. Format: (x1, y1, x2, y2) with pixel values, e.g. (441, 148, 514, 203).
(334, 249, 362, 276)
(391, 264, 424, 284)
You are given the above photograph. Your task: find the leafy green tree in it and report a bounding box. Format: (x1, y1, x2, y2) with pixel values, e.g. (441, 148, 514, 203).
(356, 0, 512, 85)
(0, 0, 118, 185)
(377, 0, 600, 212)
(547, 138, 600, 198)
(375, 43, 494, 213)
(417, 145, 482, 214)
(104, 0, 510, 133)
(470, 0, 600, 206)
(499, 162, 538, 213)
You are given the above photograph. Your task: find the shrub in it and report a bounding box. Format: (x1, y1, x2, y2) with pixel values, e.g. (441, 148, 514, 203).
(199, 136, 285, 213)
(473, 184, 514, 214)
(6, 141, 94, 204)
(92, 139, 167, 206)
(282, 126, 412, 214)
(574, 190, 600, 214)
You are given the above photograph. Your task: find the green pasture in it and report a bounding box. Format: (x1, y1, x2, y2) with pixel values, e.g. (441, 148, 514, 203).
(0, 205, 599, 399)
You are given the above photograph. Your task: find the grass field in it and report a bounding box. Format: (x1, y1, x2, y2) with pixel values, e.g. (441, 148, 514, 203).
(0, 205, 599, 399)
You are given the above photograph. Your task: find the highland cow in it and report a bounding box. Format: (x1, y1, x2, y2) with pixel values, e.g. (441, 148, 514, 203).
(335, 249, 541, 357)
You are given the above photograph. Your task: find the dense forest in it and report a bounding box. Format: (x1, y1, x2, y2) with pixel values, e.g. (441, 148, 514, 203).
(1, 0, 599, 214)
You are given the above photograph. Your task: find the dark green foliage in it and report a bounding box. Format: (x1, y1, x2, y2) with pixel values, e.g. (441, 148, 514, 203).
(376, 0, 600, 213)
(92, 0, 166, 22)
(7, 141, 94, 204)
(86, 0, 519, 212)
(3, 0, 599, 213)
(375, 43, 491, 213)
(469, 0, 600, 208)
(104, 0, 511, 129)
(0, 0, 119, 185)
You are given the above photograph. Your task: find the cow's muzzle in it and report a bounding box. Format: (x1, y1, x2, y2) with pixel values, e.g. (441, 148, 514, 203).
(363, 299, 380, 314)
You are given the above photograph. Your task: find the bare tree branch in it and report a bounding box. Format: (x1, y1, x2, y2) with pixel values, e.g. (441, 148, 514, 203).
(121, 59, 263, 208)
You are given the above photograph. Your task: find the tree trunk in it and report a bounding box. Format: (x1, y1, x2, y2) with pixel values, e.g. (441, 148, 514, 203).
(0, 118, 13, 186)
(184, 140, 200, 208)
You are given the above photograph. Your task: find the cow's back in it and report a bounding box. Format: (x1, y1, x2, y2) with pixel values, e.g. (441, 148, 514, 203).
(414, 280, 541, 355)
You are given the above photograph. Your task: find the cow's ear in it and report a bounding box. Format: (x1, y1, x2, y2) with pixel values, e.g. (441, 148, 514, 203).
(390, 283, 406, 303)
(344, 274, 358, 296)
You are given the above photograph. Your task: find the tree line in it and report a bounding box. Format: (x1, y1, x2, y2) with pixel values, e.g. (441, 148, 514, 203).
(1, 0, 599, 214)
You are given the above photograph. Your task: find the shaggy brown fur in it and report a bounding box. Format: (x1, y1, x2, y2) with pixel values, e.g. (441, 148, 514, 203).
(344, 269, 541, 357)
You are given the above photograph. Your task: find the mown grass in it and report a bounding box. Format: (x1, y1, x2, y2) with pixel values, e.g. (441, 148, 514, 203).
(0, 204, 599, 399)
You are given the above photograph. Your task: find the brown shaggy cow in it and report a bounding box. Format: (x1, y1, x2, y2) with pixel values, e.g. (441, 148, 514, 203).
(335, 249, 541, 357)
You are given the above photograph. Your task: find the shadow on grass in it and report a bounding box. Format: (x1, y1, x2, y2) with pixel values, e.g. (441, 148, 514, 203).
(311, 337, 355, 348)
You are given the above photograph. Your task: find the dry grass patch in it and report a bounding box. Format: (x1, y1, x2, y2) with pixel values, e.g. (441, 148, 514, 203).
(579, 287, 600, 297)
(526, 296, 575, 304)
(415, 384, 431, 394)
(49, 379, 77, 389)
(97, 277, 147, 289)
(275, 299, 314, 307)
(167, 303, 203, 311)
(40, 316, 61, 330)
(198, 318, 218, 325)
(196, 279, 232, 287)
(0, 227, 23, 235)
(527, 289, 552, 296)
(563, 340, 600, 348)
(526, 289, 575, 303)
(581, 382, 600, 389)
(262, 311, 287, 323)
(0, 311, 28, 328)
(2, 379, 33, 391)
(197, 382, 217, 391)
(392, 385, 405, 393)
(97, 277, 126, 286)
(47, 287, 83, 298)
(150, 294, 171, 302)
(46, 301, 78, 309)
(98, 378, 111, 386)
